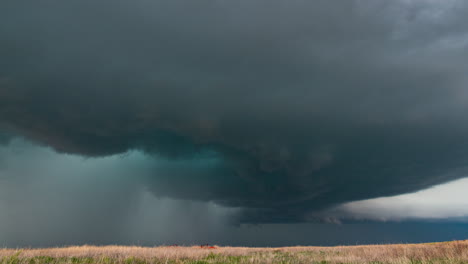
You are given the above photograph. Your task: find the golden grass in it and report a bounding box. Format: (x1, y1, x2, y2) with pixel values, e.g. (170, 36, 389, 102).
(1, 240, 468, 263)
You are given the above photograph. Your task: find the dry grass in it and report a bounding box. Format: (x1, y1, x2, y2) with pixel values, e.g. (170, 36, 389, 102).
(1, 240, 468, 264)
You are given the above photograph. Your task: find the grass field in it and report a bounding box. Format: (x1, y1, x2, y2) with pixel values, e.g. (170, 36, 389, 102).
(1, 240, 468, 264)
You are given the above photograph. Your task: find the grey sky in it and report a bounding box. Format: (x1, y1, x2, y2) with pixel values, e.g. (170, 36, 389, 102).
(1, 0, 468, 245)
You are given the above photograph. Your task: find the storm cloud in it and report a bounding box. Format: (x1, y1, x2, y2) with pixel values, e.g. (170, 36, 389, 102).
(2, 0, 468, 223)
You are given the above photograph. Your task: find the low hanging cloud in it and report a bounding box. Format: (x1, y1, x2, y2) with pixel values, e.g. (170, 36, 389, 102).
(1, 0, 468, 223)
(4, 139, 468, 247)
(0, 139, 239, 247)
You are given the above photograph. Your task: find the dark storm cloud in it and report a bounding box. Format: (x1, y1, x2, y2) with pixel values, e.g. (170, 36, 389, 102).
(0, 140, 238, 246)
(0, 131, 12, 145)
(1, 0, 468, 222)
(2, 140, 468, 247)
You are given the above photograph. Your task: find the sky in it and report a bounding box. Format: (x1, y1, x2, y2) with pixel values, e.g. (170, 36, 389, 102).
(1, 0, 468, 247)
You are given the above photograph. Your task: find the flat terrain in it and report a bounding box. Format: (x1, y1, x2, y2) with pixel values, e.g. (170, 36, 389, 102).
(1, 240, 468, 264)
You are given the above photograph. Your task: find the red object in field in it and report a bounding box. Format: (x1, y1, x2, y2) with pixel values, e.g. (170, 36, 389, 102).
(200, 244, 217, 249)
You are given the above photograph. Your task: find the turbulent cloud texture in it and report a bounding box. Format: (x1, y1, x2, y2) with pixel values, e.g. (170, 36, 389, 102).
(2, 139, 468, 247)
(1, 0, 468, 222)
(0, 139, 237, 246)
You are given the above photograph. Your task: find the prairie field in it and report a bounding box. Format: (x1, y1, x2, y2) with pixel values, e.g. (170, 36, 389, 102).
(1, 240, 468, 264)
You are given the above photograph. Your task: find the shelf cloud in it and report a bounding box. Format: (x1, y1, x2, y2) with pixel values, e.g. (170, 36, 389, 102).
(1, 0, 468, 223)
